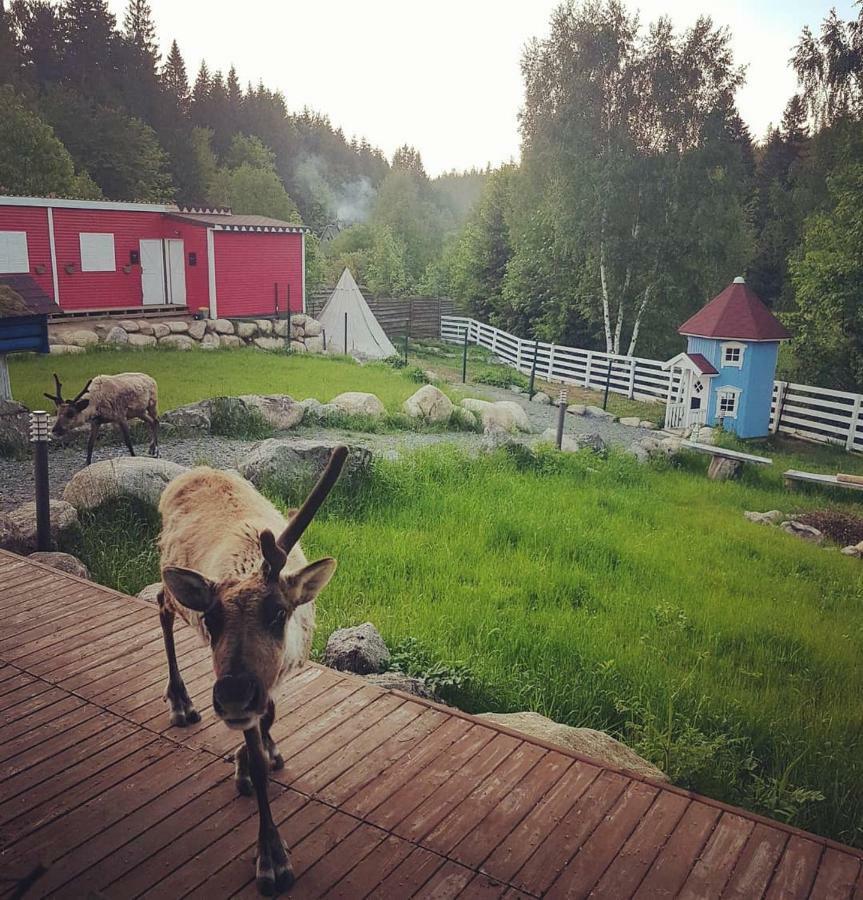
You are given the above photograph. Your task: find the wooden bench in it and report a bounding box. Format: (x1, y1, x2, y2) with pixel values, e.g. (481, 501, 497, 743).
(784, 469, 863, 492)
(682, 440, 773, 481)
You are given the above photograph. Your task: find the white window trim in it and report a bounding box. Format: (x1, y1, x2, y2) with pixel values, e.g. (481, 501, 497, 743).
(0, 231, 30, 274)
(716, 385, 742, 419)
(79, 233, 116, 272)
(720, 341, 746, 369)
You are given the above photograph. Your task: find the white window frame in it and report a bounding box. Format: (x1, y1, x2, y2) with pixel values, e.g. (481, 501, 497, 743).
(720, 341, 746, 369)
(0, 231, 30, 274)
(716, 386, 742, 419)
(79, 233, 116, 272)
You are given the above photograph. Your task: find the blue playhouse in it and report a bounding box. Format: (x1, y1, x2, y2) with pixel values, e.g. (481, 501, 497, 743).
(662, 277, 791, 439)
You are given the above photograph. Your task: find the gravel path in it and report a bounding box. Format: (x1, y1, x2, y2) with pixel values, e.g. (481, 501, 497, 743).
(0, 384, 657, 512)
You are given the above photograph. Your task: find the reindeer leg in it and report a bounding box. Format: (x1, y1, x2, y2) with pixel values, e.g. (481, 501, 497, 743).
(144, 410, 160, 457)
(158, 591, 200, 727)
(234, 698, 281, 796)
(117, 419, 136, 457)
(244, 724, 293, 895)
(86, 421, 100, 466)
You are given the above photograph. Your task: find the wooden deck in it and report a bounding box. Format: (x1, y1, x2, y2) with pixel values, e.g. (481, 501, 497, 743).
(0, 550, 861, 899)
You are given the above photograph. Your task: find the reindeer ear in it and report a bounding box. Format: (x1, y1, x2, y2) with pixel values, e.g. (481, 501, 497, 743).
(162, 566, 217, 613)
(74, 398, 90, 413)
(285, 558, 337, 607)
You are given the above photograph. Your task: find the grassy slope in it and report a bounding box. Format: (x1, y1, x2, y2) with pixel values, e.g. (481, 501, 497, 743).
(10, 348, 429, 413)
(73, 442, 863, 847)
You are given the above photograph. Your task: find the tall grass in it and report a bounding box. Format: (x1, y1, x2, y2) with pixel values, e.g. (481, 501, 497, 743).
(66, 444, 863, 846)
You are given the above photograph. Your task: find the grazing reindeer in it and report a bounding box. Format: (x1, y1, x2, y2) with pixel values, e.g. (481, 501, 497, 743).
(157, 446, 347, 895)
(45, 372, 159, 465)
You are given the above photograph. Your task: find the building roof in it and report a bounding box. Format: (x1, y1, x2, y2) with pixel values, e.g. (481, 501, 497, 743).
(685, 352, 719, 375)
(0, 276, 58, 318)
(168, 212, 309, 234)
(678, 277, 791, 341)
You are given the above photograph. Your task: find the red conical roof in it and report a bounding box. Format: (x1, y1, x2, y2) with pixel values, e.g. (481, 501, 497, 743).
(678, 277, 791, 341)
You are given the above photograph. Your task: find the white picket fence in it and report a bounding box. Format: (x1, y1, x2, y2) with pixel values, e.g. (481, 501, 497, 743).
(441, 315, 863, 453)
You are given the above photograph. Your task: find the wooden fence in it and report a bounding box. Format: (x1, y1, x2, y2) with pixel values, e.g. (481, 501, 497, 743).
(442, 315, 863, 452)
(307, 291, 456, 340)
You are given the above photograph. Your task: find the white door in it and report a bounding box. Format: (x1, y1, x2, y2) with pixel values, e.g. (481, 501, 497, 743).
(140, 239, 166, 305)
(165, 239, 186, 306)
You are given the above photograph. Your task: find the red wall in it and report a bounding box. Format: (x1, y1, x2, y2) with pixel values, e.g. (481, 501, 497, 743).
(0, 206, 55, 301)
(213, 231, 303, 317)
(52, 209, 209, 311)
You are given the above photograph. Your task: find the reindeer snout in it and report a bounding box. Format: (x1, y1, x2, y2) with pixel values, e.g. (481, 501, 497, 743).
(212, 674, 262, 725)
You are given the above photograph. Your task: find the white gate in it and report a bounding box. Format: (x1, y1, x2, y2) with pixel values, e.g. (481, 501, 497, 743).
(165, 239, 186, 305)
(140, 239, 166, 305)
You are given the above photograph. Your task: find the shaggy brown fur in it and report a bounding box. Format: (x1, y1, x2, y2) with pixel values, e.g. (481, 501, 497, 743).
(45, 372, 159, 464)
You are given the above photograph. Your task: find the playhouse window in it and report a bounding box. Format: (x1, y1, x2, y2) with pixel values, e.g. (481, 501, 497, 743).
(0, 231, 29, 274)
(721, 341, 746, 369)
(80, 233, 116, 272)
(717, 388, 741, 418)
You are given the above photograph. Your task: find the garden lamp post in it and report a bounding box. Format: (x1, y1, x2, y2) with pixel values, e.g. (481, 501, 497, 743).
(30, 410, 51, 552)
(556, 385, 568, 450)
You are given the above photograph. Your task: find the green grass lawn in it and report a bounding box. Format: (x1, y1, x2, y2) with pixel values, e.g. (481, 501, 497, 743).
(71, 443, 863, 848)
(9, 347, 432, 413)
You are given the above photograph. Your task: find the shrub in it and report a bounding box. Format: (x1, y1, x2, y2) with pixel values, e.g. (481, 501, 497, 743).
(209, 397, 273, 440)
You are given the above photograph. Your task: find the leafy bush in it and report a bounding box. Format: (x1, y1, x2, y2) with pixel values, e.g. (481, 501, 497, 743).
(388, 636, 473, 701)
(473, 366, 530, 390)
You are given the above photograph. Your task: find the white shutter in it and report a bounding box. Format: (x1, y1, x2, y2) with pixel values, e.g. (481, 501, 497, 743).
(79, 233, 116, 272)
(0, 232, 30, 274)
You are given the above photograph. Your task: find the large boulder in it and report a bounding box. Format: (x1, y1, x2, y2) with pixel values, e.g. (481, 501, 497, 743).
(323, 623, 390, 675)
(103, 326, 128, 345)
(238, 395, 304, 430)
(128, 333, 157, 348)
(28, 551, 89, 579)
(161, 401, 212, 431)
(255, 319, 274, 335)
(63, 457, 188, 511)
(462, 398, 531, 433)
(238, 438, 372, 492)
(118, 320, 140, 333)
(585, 405, 615, 420)
(167, 320, 189, 334)
(538, 428, 605, 453)
(159, 334, 194, 350)
(187, 319, 207, 340)
(330, 392, 386, 419)
(254, 337, 283, 351)
(475, 711, 668, 782)
(152, 323, 170, 339)
(67, 329, 99, 348)
(0, 500, 78, 553)
(213, 319, 234, 335)
(403, 385, 454, 424)
(136, 322, 155, 335)
(304, 318, 323, 338)
(220, 335, 243, 348)
(0, 400, 29, 455)
(305, 335, 324, 354)
(780, 520, 824, 544)
(236, 321, 258, 339)
(200, 332, 220, 350)
(50, 344, 85, 355)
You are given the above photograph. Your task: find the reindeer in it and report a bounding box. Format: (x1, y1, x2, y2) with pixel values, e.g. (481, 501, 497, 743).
(157, 446, 347, 895)
(44, 372, 159, 465)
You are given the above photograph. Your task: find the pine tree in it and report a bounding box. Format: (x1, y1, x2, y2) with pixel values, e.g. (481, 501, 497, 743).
(191, 60, 211, 126)
(60, 0, 118, 101)
(162, 39, 189, 110)
(123, 0, 158, 64)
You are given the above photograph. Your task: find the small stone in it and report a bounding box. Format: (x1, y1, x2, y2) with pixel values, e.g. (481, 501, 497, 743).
(323, 623, 390, 675)
(161, 402, 211, 431)
(509, 385, 524, 394)
(213, 319, 234, 335)
(639, 421, 656, 430)
(28, 551, 89, 580)
(128, 333, 157, 348)
(744, 510, 784, 526)
(780, 521, 825, 544)
(364, 673, 438, 700)
(567, 404, 587, 416)
(187, 319, 207, 340)
(530, 392, 551, 405)
(330, 392, 386, 419)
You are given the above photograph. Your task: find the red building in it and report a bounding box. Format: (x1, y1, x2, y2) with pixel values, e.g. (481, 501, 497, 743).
(0, 196, 308, 318)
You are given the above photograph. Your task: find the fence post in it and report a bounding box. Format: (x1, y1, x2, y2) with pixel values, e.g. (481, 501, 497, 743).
(516, 339, 523, 373)
(628, 359, 636, 399)
(770, 381, 786, 434)
(491, 327, 498, 358)
(584, 352, 593, 388)
(462, 327, 469, 383)
(602, 358, 613, 410)
(547, 344, 555, 380)
(846, 394, 862, 451)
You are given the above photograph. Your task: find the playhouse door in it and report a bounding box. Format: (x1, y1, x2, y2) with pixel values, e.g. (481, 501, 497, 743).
(140, 239, 167, 305)
(165, 240, 186, 306)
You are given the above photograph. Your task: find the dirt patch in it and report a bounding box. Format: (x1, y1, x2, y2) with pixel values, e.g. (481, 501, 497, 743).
(797, 509, 863, 546)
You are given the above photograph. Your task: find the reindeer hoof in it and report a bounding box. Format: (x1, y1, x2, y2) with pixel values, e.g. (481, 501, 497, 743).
(236, 774, 253, 796)
(169, 706, 200, 727)
(256, 835, 293, 896)
(270, 751, 284, 771)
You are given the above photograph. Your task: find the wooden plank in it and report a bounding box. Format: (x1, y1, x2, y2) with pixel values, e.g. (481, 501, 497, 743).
(413, 858, 475, 898)
(0, 696, 90, 762)
(764, 836, 822, 899)
(482, 760, 602, 885)
(296, 820, 388, 898)
(722, 822, 789, 898)
(458, 873, 513, 899)
(633, 801, 722, 899)
(683, 441, 772, 465)
(808, 849, 861, 899)
(374, 846, 447, 898)
(326, 832, 415, 899)
(676, 812, 755, 900)
(545, 780, 659, 898)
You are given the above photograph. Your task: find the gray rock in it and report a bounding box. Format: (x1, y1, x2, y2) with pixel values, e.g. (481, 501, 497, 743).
(744, 510, 784, 526)
(298, 398, 326, 421)
(330, 392, 386, 419)
(475, 712, 668, 782)
(238, 395, 304, 430)
(365, 672, 438, 700)
(137, 582, 162, 604)
(236, 321, 258, 339)
(159, 334, 194, 350)
(567, 404, 587, 416)
(780, 521, 825, 544)
(136, 322, 155, 335)
(577, 432, 607, 453)
(290, 340, 306, 353)
(255, 319, 274, 335)
(253, 336, 283, 351)
(627, 444, 650, 464)
(0, 400, 29, 455)
(63, 457, 188, 511)
(403, 385, 453, 423)
(305, 335, 324, 353)
(118, 319, 140, 332)
(509, 385, 524, 394)
(220, 335, 243, 348)
(639, 420, 657, 430)
(187, 319, 207, 340)
(104, 326, 128, 345)
(619, 416, 641, 427)
(323, 622, 390, 675)
(128, 333, 157, 348)
(167, 320, 189, 334)
(462, 398, 531, 433)
(200, 332, 220, 350)
(49, 344, 86, 354)
(152, 323, 170, 339)
(213, 318, 235, 335)
(67, 329, 99, 347)
(530, 392, 551, 405)
(585, 405, 615, 420)
(28, 551, 89, 579)
(237, 438, 372, 492)
(304, 318, 322, 338)
(479, 428, 522, 454)
(162, 401, 212, 431)
(0, 500, 78, 553)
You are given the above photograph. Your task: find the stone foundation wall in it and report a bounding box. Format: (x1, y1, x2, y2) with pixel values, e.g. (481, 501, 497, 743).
(48, 316, 325, 354)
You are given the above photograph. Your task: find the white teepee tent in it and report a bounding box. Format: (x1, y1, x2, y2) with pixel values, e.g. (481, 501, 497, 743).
(317, 268, 398, 359)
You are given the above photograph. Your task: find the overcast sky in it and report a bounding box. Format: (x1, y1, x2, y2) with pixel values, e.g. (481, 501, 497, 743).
(109, 0, 855, 176)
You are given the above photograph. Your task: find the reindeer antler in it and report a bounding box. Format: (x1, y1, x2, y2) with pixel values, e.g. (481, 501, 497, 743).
(72, 379, 93, 403)
(276, 446, 348, 556)
(43, 373, 64, 405)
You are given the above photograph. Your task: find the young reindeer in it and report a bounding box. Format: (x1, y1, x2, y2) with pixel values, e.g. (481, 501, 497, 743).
(158, 446, 348, 895)
(45, 372, 159, 464)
